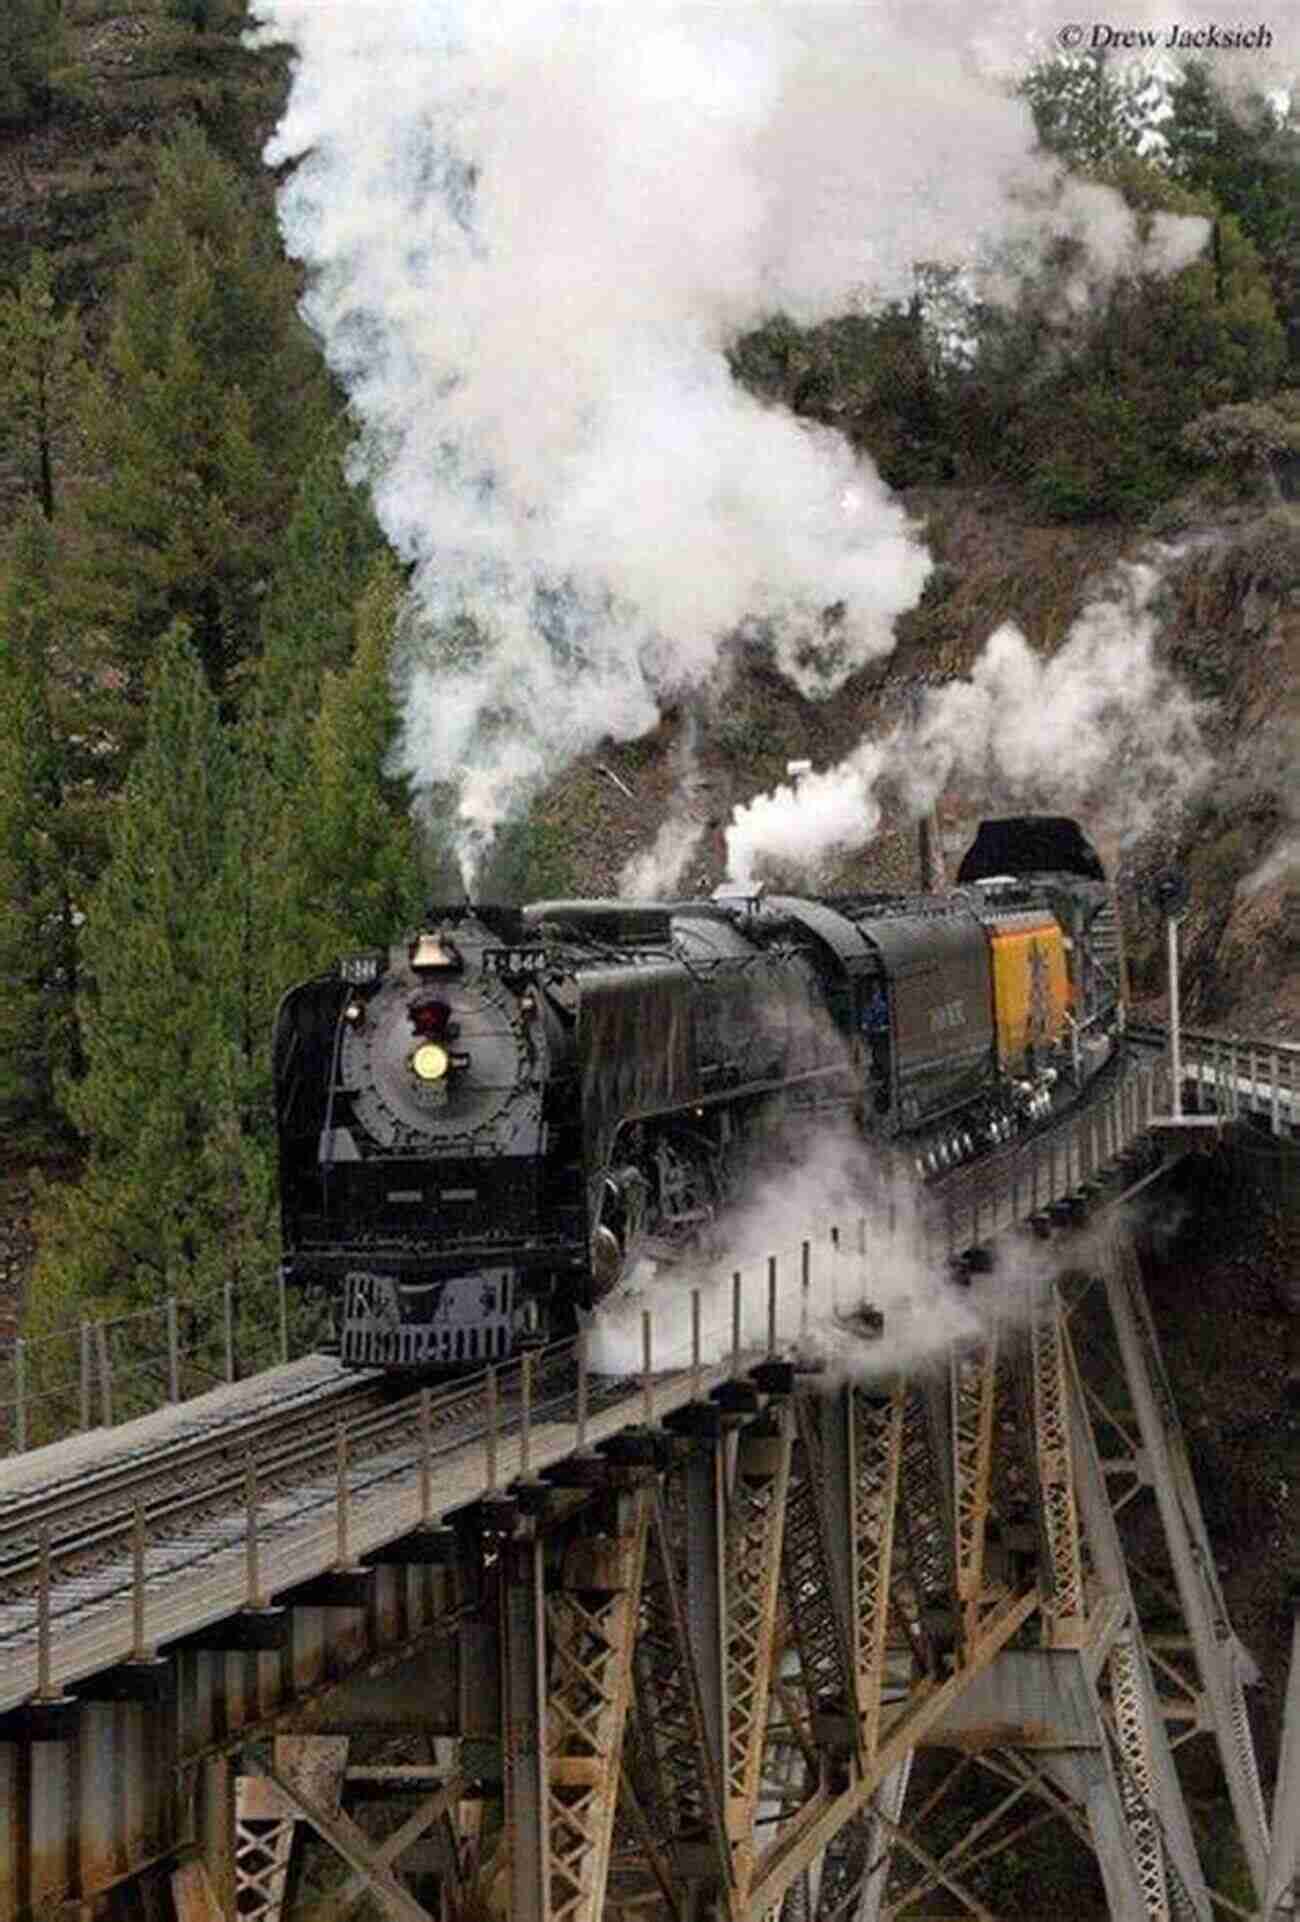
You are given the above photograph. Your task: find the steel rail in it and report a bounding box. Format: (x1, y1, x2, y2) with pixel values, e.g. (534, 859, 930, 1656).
(0, 1344, 616, 1616)
(0, 1368, 392, 1534)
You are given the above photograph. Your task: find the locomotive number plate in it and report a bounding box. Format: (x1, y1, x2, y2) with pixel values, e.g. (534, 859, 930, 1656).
(482, 946, 550, 976)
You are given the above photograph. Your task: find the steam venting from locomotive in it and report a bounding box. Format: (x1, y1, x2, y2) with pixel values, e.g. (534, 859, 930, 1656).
(726, 554, 1212, 889)
(246, 0, 1209, 886)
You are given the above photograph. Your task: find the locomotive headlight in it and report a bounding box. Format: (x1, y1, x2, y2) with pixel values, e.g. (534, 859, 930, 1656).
(411, 1041, 451, 1083)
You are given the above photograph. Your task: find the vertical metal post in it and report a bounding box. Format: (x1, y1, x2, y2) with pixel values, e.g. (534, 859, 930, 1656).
(830, 1226, 841, 1316)
(767, 1255, 778, 1356)
(800, 1241, 811, 1339)
(223, 1282, 235, 1385)
(278, 1265, 290, 1366)
(335, 1423, 350, 1567)
(576, 1328, 589, 1450)
(1271, 1051, 1281, 1135)
(80, 1322, 92, 1432)
(1049, 1133, 1057, 1207)
(732, 1271, 742, 1373)
(166, 1296, 180, 1405)
(486, 1366, 499, 1492)
(14, 1337, 26, 1452)
(95, 1322, 113, 1428)
(36, 1524, 53, 1698)
(1168, 915, 1183, 1119)
(641, 1311, 654, 1427)
(419, 1389, 432, 1527)
(1250, 1044, 1258, 1113)
(690, 1292, 701, 1404)
(132, 1500, 149, 1661)
(245, 1454, 263, 1610)
(520, 1353, 532, 1477)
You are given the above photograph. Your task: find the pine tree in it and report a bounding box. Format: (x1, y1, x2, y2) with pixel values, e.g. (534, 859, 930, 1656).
(72, 124, 331, 719)
(38, 627, 276, 1310)
(0, 511, 82, 1137)
(1020, 52, 1164, 174)
(0, 0, 73, 130)
(255, 422, 388, 765)
(0, 251, 85, 521)
(1165, 65, 1300, 366)
(271, 553, 427, 971)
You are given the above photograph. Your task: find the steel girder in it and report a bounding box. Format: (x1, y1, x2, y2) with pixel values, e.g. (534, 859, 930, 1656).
(232, 1228, 1273, 1922)
(1097, 1230, 1272, 1907)
(1265, 1608, 1300, 1918)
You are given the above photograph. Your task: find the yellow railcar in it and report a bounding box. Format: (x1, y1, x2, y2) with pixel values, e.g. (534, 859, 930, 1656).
(986, 911, 1071, 1074)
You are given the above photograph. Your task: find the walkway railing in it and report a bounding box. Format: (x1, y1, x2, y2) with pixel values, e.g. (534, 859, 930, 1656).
(3, 1027, 1294, 1460)
(1, 1269, 328, 1458)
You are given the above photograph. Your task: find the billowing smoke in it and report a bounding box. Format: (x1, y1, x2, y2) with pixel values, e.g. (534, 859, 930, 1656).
(620, 816, 706, 903)
(726, 553, 1211, 887)
(619, 717, 707, 900)
(247, 1, 1210, 883)
(585, 1122, 1061, 1384)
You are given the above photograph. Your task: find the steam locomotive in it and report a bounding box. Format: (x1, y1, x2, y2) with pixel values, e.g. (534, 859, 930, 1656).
(272, 816, 1124, 1369)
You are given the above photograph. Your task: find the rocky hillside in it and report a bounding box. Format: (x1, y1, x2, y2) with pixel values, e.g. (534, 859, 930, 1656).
(506, 485, 1298, 1041)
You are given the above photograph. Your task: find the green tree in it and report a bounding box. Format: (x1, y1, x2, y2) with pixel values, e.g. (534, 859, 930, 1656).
(39, 628, 276, 1310)
(255, 423, 388, 760)
(1165, 64, 1300, 365)
(0, 251, 86, 520)
(0, 511, 83, 1136)
(1020, 51, 1164, 173)
(163, 0, 241, 29)
(0, 0, 73, 130)
(274, 555, 427, 966)
(73, 123, 331, 721)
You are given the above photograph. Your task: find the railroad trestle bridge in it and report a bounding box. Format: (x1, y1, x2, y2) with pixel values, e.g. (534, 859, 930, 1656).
(0, 1040, 1296, 1922)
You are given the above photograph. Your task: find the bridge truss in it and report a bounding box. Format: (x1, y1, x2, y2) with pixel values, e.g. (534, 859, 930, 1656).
(220, 1226, 1293, 1922)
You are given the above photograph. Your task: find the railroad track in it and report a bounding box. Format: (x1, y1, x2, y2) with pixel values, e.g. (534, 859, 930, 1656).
(0, 1344, 639, 1625)
(2, 1021, 1291, 1643)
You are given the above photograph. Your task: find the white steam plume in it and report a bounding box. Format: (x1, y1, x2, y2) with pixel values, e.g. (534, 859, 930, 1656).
(247, 2, 1209, 879)
(586, 1123, 1063, 1385)
(726, 554, 1211, 888)
(620, 816, 706, 903)
(619, 715, 710, 900)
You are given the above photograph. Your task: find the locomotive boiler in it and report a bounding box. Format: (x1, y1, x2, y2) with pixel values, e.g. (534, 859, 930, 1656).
(272, 815, 1123, 1368)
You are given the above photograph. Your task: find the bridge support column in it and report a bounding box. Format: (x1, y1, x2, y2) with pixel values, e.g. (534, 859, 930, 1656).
(1266, 1602, 1300, 1918)
(189, 1754, 236, 1918)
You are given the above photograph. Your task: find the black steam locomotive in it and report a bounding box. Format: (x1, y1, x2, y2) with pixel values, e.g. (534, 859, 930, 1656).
(272, 816, 1124, 1368)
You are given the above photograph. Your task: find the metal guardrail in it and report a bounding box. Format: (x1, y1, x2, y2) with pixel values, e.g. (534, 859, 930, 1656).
(1, 1269, 328, 1460)
(3, 1025, 1294, 1460)
(1127, 1022, 1298, 1128)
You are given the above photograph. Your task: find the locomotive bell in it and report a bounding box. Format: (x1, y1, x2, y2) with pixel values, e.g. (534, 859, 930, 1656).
(410, 931, 461, 972)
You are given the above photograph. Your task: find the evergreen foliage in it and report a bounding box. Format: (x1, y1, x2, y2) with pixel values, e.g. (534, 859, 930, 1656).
(0, 0, 74, 130)
(273, 554, 427, 965)
(0, 511, 83, 1136)
(1165, 64, 1300, 365)
(73, 123, 332, 716)
(36, 627, 277, 1313)
(1020, 51, 1164, 172)
(0, 251, 86, 521)
(255, 421, 389, 753)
